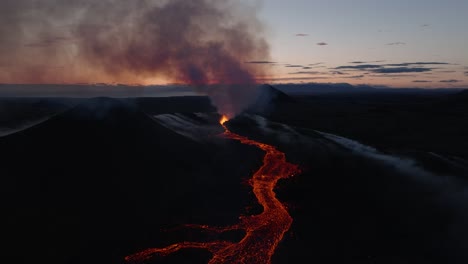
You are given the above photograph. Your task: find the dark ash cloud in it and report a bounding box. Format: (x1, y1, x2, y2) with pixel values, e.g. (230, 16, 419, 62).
(24, 36, 74, 48)
(0, 0, 271, 118)
(317, 42, 328, 46)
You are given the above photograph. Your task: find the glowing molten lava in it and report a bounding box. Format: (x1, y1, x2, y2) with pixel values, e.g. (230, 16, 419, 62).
(126, 115, 301, 264)
(220, 115, 229, 125)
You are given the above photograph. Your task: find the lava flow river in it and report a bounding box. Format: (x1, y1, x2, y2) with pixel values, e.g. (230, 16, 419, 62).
(125, 116, 301, 264)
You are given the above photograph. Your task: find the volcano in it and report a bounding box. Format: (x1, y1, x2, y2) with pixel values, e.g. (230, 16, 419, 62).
(2, 93, 468, 264)
(0, 97, 265, 264)
(247, 84, 295, 115)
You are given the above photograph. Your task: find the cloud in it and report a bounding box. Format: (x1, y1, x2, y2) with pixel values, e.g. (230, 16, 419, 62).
(330, 71, 347, 75)
(335, 64, 382, 70)
(295, 33, 308, 37)
(372, 67, 432, 73)
(302, 67, 312, 69)
(385, 62, 450, 67)
(370, 74, 417, 78)
(334, 61, 450, 74)
(256, 76, 329, 82)
(421, 24, 430, 27)
(285, 65, 304, 68)
(386, 42, 406, 46)
(0, 0, 271, 119)
(306, 63, 326, 69)
(245, 61, 277, 64)
(350, 60, 386, 64)
(464, 71, 468, 76)
(413, 80, 432, 83)
(440, 79, 461, 83)
(288, 71, 321, 75)
(344, 75, 364, 79)
(317, 42, 328, 46)
(378, 29, 392, 33)
(24, 36, 73, 48)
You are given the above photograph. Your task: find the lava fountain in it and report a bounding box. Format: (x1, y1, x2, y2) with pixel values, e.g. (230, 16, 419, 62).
(125, 115, 301, 263)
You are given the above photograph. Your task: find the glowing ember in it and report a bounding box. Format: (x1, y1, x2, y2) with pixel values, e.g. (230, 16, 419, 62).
(126, 117, 301, 264)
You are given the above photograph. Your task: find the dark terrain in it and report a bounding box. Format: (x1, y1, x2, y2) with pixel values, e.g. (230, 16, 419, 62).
(1, 87, 468, 263)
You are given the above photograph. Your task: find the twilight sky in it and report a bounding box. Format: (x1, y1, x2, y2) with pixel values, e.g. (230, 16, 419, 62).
(257, 0, 468, 87)
(0, 0, 467, 88)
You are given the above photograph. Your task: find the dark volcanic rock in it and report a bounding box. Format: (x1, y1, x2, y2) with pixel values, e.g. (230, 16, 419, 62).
(0, 97, 263, 264)
(2, 94, 468, 264)
(452, 89, 468, 101)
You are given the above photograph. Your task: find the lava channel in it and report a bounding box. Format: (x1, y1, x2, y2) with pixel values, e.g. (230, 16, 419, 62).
(126, 115, 301, 264)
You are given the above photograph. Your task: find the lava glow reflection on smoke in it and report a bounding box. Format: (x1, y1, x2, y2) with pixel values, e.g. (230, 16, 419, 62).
(125, 115, 300, 264)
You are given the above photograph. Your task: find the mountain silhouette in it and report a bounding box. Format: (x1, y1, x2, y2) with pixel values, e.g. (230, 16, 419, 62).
(452, 89, 468, 101)
(2, 94, 468, 264)
(247, 84, 295, 115)
(0, 97, 263, 264)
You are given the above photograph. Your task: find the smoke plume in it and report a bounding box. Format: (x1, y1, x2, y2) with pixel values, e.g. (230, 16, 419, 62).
(0, 0, 270, 116)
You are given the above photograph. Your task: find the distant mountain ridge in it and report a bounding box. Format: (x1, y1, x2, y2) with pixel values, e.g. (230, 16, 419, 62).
(1, 83, 464, 97)
(274, 83, 463, 95)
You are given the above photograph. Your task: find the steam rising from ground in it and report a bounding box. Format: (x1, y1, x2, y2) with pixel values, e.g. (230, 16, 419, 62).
(0, 0, 270, 116)
(316, 131, 464, 187)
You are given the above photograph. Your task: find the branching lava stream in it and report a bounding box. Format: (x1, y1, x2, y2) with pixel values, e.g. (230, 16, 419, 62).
(126, 115, 301, 263)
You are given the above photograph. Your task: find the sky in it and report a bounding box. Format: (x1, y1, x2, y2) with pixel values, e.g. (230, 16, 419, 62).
(256, 0, 468, 87)
(0, 0, 467, 89)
